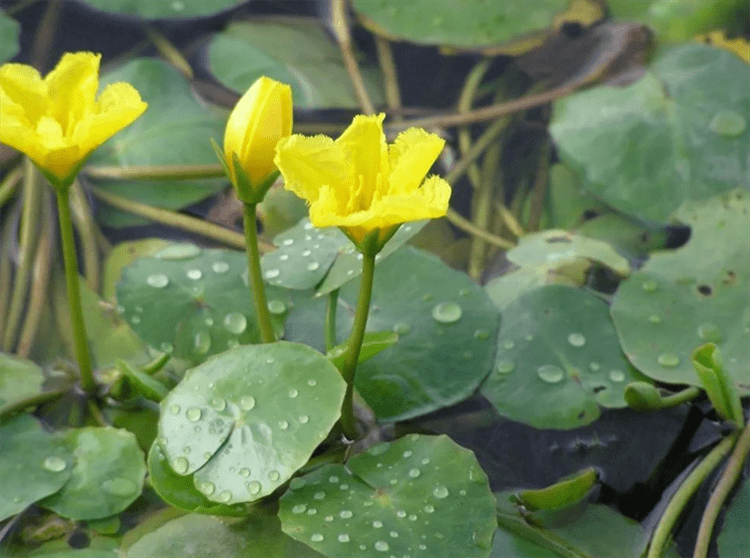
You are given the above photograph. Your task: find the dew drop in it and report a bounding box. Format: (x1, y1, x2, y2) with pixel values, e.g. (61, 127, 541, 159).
(298, 415, 309, 424)
(567, 333, 586, 347)
(227, 338, 240, 349)
(307, 508, 317, 515)
(240, 468, 251, 478)
(373, 520, 383, 528)
(102, 477, 138, 496)
(193, 331, 211, 354)
(421, 457, 430, 465)
(247, 481, 261, 494)
(268, 470, 280, 481)
(43, 456, 66, 472)
(393, 322, 411, 335)
(589, 362, 601, 371)
(209, 398, 226, 412)
(641, 280, 658, 292)
(409, 514, 417, 521)
(403, 450, 413, 457)
(265, 269, 280, 279)
(308, 379, 317, 387)
(340, 510, 352, 518)
(432, 485, 449, 499)
(709, 110, 746, 137)
(474, 329, 490, 340)
(172, 457, 189, 474)
(267, 299, 287, 314)
(205, 317, 214, 326)
(186, 269, 202, 280)
(169, 404, 181, 415)
(146, 273, 169, 288)
(156, 244, 200, 260)
(432, 302, 462, 323)
(325, 515, 334, 522)
(424, 504, 435, 513)
(609, 369, 625, 382)
(375, 541, 389, 551)
(421, 293, 433, 301)
(130, 315, 141, 324)
(537, 364, 565, 383)
(182, 446, 191, 454)
(408, 468, 421, 478)
(657, 353, 680, 367)
(212, 261, 230, 273)
(390, 530, 399, 538)
(279, 254, 289, 261)
(397, 510, 407, 518)
(199, 481, 215, 495)
(698, 322, 723, 343)
(495, 359, 515, 374)
(240, 395, 256, 410)
(502, 339, 515, 350)
(282, 238, 294, 246)
(288, 388, 299, 398)
(186, 407, 201, 422)
(222, 312, 247, 334)
(648, 314, 662, 324)
(217, 490, 232, 503)
(292, 504, 307, 514)
(307, 261, 320, 271)
(338, 534, 350, 543)
(311, 534, 324, 542)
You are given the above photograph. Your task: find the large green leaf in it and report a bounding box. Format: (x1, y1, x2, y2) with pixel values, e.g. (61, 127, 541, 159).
(87, 59, 227, 227)
(40, 427, 146, 520)
(0, 10, 20, 63)
(0, 415, 73, 522)
(550, 44, 750, 222)
(482, 285, 646, 430)
(0, 353, 45, 414)
(116, 244, 289, 365)
(351, 0, 600, 52)
(157, 343, 345, 504)
(125, 512, 324, 558)
(611, 189, 750, 391)
(210, 20, 384, 109)
(78, 0, 244, 18)
(279, 434, 496, 558)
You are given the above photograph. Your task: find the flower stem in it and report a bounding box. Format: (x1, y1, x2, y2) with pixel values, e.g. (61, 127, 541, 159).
(339, 252, 376, 439)
(243, 202, 275, 343)
(55, 187, 96, 394)
(647, 433, 738, 558)
(325, 289, 339, 352)
(694, 421, 750, 558)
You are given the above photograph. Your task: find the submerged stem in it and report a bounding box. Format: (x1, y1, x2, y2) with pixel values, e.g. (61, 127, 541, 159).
(243, 202, 275, 344)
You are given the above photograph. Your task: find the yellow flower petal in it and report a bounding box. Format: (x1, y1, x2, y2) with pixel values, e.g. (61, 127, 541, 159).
(0, 51, 147, 187)
(387, 128, 445, 195)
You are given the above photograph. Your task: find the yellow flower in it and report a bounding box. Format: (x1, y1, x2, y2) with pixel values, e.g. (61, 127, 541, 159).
(274, 113, 451, 251)
(223, 76, 292, 202)
(0, 52, 147, 188)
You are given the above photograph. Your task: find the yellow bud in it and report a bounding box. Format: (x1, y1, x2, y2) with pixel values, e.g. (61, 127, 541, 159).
(223, 76, 292, 200)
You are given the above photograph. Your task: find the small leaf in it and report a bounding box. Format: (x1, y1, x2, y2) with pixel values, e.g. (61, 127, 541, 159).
(517, 467, 598, 511)
(116, 360, 169, 402)
(692, 343, 744, 425)
(326, 331, 399, 370)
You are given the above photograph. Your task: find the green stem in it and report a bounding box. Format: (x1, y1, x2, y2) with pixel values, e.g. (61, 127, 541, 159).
(243, 203, 275, 343)
(339, 251, 376, 440)
(660, 386, 701, 408)
(325, 289, 339, 352)
(694, 422, 750, 558)
(55, 188, 96, 394)
(647, 433, 738, 558)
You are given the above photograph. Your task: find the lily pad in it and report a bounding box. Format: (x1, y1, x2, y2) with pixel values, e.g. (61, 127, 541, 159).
(482, 285, 646, 430)
(157, 343, 345, 504)
(87, 58, 227, 228)
(335, 247, 500, 421)
(116, 244, 289, 364)
(550, 44, 750, 222)
(279, 434, 496, 558)
(40, 427, 146, 520)
(352, 0, 602, 53)
(125, 511, 324, 558)
(611, 189, 750, 391)
(0, 414, 73, 522)
(102, 238, 171, 301)
(79, 0, 244, 18)
(210, 20, 384, 109)
(0, 353, 45, 413)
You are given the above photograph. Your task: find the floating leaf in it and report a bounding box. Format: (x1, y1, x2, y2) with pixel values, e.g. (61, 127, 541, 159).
(210, 20, 384, 109)
(0, 415, 73, 522)
(550, 44, 750, 222)
(280, 434, 496, 558)
(611, 189, 750, 392)
(482, 285, 646, 429)
(157, 343, 345, 504)
(0, 353, 45, 414)
(87, 59, 227, 227)
(40, 427, 146, 520)
(79, 0, 245, 18)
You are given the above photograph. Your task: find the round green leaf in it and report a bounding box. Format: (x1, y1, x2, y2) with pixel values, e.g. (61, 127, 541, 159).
(0, 415, 73, 522)
(482, 285, 645, 430)
(717, 479, 750, 558)
(0, 353, 45, 413)
(116, 244, 288, 365)
(210, 20, 384, 109)
(157, 342, 345, 504)
(41, 427, 146, 520)
(79, 0, 244, 18)
(102, 238, 171, 300)
(280, 434, 496, 558)
(337, 247, 500, 422)
(550, 44, 750, 222)
(0, 10, 20, 63)
(87, 58, 227, 228)
(352, 0, 582, 51)
(611, 189, 750, 391)
(125, 511, 324, 558)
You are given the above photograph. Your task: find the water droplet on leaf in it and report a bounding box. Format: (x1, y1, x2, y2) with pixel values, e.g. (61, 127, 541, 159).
(211, 261, 229, 273)
(102, 477, 137, 496)
(193, 331, 211, 354)
(537, 364, 565, 383)
(709, 110, 746, 137)
(186, 407, 202, 422)
(432, 302, 462, 323)
(433, 485, 449, 498)
(567, 333, 586, 347)
(698, 322, 723, 343)
(657, 353, 680, 367)
(267, 299, 287, 314)
(146, 274, 169, 288)
(223, 312, 247, 334)
(186, 269, 202, 280)
(156, 244, 200, 260)
(240, 395, 256, 410)
(609, 370, 625, 382)
(209, 398, 226, 412)
(172, 457, 189, 474)
(43, 456, 66, 472)
(496, 359, 515, 374)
